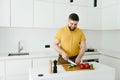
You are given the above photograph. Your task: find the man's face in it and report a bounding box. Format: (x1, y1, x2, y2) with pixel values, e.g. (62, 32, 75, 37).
(68, 19, 79, 31)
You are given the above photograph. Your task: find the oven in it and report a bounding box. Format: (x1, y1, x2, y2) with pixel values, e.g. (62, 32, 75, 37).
(81, 52, 100, 63)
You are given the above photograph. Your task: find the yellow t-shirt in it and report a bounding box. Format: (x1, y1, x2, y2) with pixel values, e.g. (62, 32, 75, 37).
(55, 26, 86, 57)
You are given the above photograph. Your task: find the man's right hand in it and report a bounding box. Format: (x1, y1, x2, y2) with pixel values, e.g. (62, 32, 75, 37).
(61, 52, 69, 61)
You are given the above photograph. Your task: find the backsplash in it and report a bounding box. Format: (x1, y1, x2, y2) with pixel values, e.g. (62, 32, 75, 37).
(0, 27, 56, 53)
(1, 27, 120, 54)
(101, 30, 120, 52)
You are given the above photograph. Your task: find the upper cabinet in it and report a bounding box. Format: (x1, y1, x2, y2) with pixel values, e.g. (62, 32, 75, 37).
(71, 6, 102, 30)
(101, 0, 120, 30)
(33, 0, 53, 28)
(71, 0, 93, 7)
(33, 0, 101, 29)
(54, 0, 102, 30)
(0, 0, 10, 27)
(3, 0, 120, 30)
(70, 0, 102, 30)
(11, 0, 33, 27)
(53, 1, 72, 28)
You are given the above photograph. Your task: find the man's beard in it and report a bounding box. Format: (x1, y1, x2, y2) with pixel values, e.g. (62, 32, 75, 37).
(68, 26, 76, 31)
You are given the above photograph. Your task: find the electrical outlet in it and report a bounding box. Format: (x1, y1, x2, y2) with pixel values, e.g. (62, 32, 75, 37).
(45, 45, 50, 48)
(70, 0, 73, 3)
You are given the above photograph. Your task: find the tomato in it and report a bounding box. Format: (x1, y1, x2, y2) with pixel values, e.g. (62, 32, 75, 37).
(84, 63, 90, 69)
(79, 63, 85, 69)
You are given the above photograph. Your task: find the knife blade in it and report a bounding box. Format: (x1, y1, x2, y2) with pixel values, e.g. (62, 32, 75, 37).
(68, 59, 77, 65)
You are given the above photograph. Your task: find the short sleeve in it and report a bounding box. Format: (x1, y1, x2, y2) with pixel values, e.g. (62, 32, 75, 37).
(81, 31, 86, 41)
(55, 29, 62, 42)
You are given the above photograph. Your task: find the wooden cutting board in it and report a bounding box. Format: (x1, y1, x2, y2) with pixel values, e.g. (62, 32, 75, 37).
(62, 64, 94, 71)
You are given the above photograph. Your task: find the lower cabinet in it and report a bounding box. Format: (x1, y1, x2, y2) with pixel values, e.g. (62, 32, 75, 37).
(0, 61, 5, 80)
(32, 57, 57, 68)
(0, 56, 57, 80)
(5, 59, 32, 80)
(100, 54, 120, 80)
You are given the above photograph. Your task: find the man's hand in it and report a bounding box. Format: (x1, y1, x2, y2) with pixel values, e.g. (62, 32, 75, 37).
(75, 41, 86, 65)
(75, 57, 81, 65)
(61, 52, 69, 61)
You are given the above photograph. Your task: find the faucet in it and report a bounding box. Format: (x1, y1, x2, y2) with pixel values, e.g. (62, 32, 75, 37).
(18, 41, 23, 53)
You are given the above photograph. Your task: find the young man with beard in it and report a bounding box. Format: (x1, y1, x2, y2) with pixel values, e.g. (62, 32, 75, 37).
(53, 13, 86, 65)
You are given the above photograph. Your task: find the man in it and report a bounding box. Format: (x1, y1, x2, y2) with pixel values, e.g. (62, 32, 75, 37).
(53, 13, 86, 65)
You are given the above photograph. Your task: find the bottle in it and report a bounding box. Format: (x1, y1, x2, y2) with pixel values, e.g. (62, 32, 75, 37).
(53, 60, 57, 73)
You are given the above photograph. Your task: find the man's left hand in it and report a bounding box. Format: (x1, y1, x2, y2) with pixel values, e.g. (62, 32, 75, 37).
(75, 57, 81, 65)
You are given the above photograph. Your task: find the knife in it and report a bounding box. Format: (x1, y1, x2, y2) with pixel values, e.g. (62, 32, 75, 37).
(68, 59, 77, 65)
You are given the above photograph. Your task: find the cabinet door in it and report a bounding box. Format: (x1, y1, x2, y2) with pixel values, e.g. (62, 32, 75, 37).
(102, 5, 119, 30)
(71, 1, 101, 30)
(33, 0, 53, 28)
(33, 58, 50, 68)
(11, 0, 33, 27)
(5, 59, 32, 80)
(53, 2, 72, 28)
(32, 57, 57, 75)
(33, 57, 57, 68)
(72, 0, 93, 7)
(0, 0, 10, 27)
(0, 61, 5, 80)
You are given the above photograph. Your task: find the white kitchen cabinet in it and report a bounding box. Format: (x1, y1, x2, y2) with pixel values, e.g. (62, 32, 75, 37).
(71, 5, 102, 29)
(101, 0, 120, 30)
(0, 61, 5, 80)
(72, 0, 93, 7)
(0, 0, 10, 27)
(53, 0, 102, 29)
(33, 0, 71, 28)
(33, 0, 54, 28)
(100, 54, 120, 80)
(53, 2, 72, 28)
(5, 59, 32, 80)
(32, 57, 57, 68)
(30, 62, 115, 80)
(102, 5, 119, 30)
(70, 0, 102, 30)
(11, 0, 33, 27)
(33, 0, 102, 29)
(33, 58, 50, 69)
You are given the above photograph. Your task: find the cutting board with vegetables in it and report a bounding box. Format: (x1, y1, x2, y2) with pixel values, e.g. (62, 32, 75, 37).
(62, 63, 94, 71)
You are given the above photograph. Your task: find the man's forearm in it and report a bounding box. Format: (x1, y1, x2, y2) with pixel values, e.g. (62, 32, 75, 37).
(77, 47, 86, 59)
(77, 42, 86, 59)
(53, 44, 64, 55)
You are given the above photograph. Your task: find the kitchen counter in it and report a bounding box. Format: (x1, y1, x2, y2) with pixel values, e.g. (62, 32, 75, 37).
(0, 48, 59, 60)
(0, 48, 101, 60)
(29, 62, 115, 80)
(99, 49, 120, 59)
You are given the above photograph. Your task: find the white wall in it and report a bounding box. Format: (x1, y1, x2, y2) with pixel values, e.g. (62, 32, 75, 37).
(101, 30, 120, 52)
(0, 27, 102, 54)
(0, 27, 56, 53)
(101, 0, 120, 52)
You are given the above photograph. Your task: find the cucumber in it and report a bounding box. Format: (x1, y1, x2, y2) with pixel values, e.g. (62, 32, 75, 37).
(68, 64, 76, 69)
(90, 64, 94, 69)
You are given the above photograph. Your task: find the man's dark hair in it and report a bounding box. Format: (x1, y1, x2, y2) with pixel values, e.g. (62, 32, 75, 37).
(69, 13, 79, 21)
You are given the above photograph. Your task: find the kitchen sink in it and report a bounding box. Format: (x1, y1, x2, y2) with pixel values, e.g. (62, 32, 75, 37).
(8, 53, 29, 56)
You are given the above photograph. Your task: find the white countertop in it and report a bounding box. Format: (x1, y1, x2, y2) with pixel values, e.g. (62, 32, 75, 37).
(98, 49, 120, 59)
(0, 48, 59, 60)
(29, 62, 115, 80)
(0, 48, 101, 60)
